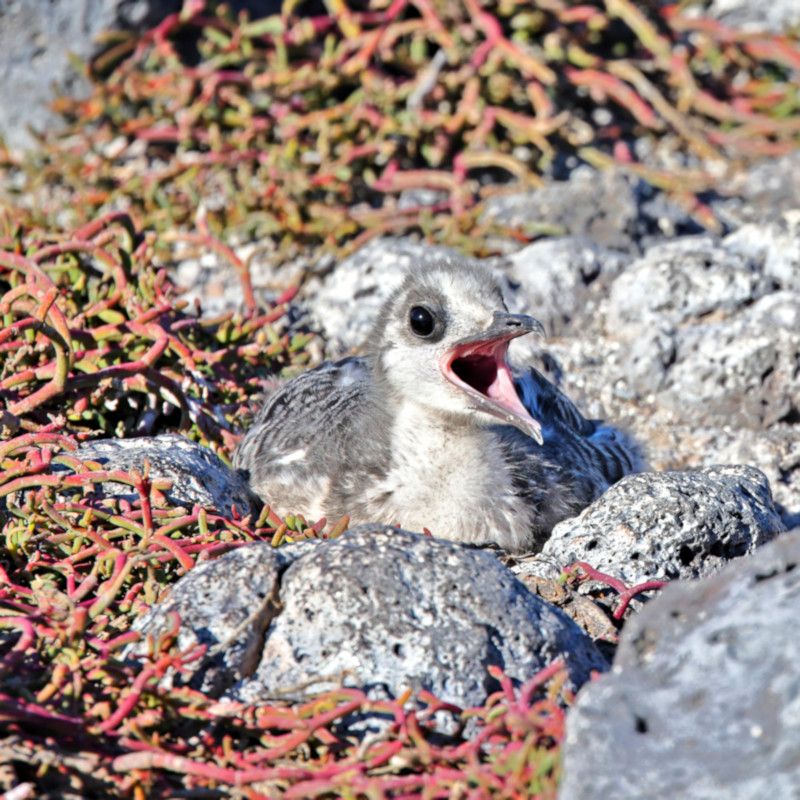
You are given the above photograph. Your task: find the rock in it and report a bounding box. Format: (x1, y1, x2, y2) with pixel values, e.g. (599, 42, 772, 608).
(482, 166, 703, 254)
(505, 236, 630, 337)
(660, 292, 800, 429)
(605, 236, 800, 429)
(703, 0, 800, 32)
(128, 527, 608, 709)
(128, 538, 308, 697)
(0, 0, 182, 149)
(565, 226, 800, 533)
(73, 434, 261, 519)
(712, 152, 800, 228)
(723, 213, 800, 292)
(606, 236, 772, 342)
(514, 466, 784, 587)
(558, 526, 800, 800)
(704, 426, 800, 531)
(482, 167, 640, 252)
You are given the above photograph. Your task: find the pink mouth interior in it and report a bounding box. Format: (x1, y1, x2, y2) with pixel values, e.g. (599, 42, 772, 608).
(444, 341, 542, 441)
(451, 352, 498, 394)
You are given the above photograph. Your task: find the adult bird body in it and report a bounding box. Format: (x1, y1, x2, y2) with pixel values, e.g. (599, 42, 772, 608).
(234, 261, 642, 553)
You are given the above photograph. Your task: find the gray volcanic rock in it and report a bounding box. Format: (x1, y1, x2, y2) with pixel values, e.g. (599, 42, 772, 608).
(515, 466, 784, 586)
(128, 528, 608, 708)
(605, 236, 800, 430)
(601, 236, 770, 406)
(482, 165, 706, 254)
(704, 0, 800, 32)
(707, 426, 800, 530)
(606, 236, 772, 340)
(74, 434, 261, 519)
(128, 539, 309, 697)
(712, 153, 800, 229)
(559, 526, 800, 800)
(723, 213, 800, 292)
(660, 292, 800, 429)
(483, 167, 637, 251)
(483, 168, 640, 252)
(0, 0, 182, 149)
(505, 237, 630, 337)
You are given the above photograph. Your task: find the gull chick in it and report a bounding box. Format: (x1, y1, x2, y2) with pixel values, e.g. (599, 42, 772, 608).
(234, 261, 642, 553)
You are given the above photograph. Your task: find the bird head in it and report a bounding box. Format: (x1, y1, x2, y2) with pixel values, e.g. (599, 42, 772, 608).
(369, 261, 544, 443)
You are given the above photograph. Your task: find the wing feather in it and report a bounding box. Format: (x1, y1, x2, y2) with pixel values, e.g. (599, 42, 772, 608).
(233, 357, 385, 514)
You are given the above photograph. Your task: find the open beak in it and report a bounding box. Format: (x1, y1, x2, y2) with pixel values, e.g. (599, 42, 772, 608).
(439, 312, 545, 444)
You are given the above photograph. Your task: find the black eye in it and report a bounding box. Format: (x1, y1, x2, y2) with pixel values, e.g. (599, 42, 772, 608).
(409, 306, 435, 337)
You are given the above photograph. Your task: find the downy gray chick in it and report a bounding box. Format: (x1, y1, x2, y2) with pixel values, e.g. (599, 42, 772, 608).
(234, 260, 643, 553)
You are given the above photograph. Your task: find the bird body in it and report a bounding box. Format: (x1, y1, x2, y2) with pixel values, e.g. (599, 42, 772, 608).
(235, 261, 642, 553)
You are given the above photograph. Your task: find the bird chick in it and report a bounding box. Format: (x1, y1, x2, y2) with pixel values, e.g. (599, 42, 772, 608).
(234, 260, 642, 553)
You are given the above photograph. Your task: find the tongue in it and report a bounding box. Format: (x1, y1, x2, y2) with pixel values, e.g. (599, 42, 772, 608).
(444, 343, 544, 444)
(488, 361, 542, 439)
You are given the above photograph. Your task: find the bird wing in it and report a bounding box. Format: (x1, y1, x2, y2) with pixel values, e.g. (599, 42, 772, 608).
(516, 366, 642, 482)
(515, 366, 598, 438)
(233, 357, 381, 515)
(497, 367, 644, 547)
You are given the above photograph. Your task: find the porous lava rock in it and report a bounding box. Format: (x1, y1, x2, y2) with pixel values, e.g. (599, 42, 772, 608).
(659, 292, 800, 430)
(513, 465, 784, 586)
(605, 236, 800, 431)
(484, 167, 661, 252)
(606, 235, 773, 338)
(73, 434, 261, 519)
(558, 526, 800, 800)
(128, 527, 608, 708)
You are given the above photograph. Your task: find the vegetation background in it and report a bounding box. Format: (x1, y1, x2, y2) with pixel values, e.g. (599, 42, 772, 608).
(1, 0, 799, 796)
